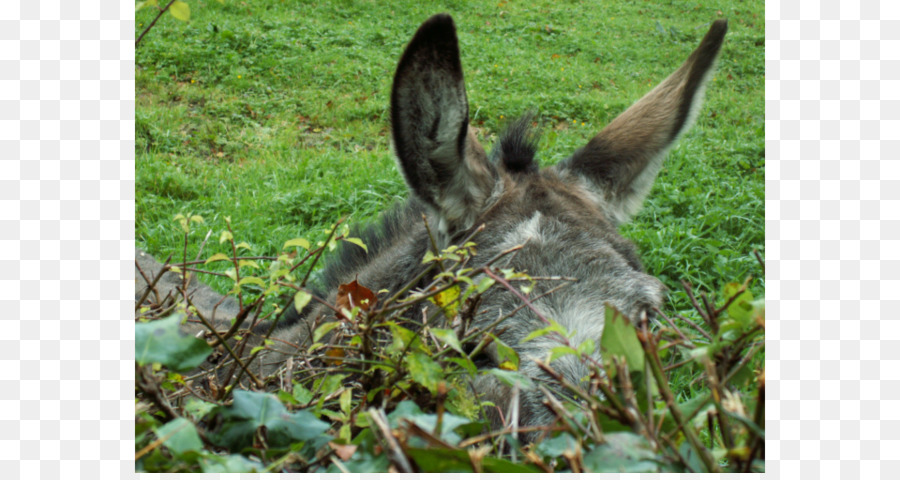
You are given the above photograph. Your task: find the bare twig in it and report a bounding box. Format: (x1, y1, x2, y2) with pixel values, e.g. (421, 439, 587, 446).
(368, 407, 413, 473)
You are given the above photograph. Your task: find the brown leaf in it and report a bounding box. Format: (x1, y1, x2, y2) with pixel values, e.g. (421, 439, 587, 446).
(329, 441, 358, 461)
(335, 279, 377, 320)
(325, 347, 345, 366)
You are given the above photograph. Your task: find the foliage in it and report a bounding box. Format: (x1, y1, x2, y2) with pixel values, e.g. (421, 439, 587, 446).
(135, 216, 764, 472)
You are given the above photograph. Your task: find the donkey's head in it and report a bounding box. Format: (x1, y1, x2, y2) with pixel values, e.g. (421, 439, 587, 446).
(390, 14, 727, 431)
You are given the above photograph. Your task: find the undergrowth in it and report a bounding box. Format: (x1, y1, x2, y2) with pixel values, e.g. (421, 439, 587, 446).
(135, 217, 764, 473)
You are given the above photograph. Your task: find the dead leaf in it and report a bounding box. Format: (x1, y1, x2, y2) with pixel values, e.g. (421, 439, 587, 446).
(325, 347, 345, 366)
(329, 441, 358, 461)
(335, 279, 377, 320)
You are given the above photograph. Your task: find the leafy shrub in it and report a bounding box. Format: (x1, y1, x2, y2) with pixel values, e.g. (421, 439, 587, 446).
(135, 215, 764, 473)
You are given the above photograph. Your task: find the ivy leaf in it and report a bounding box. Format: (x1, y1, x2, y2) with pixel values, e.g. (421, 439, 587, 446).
(198, 454, 264, 473)
(582, 432, 661, 473)
(208, 390, 331, 450)
(135, 313, 212, 372)
(154, 418, 203, 455)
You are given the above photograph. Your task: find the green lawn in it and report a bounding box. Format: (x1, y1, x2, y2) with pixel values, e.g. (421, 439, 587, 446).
(136, 0, 763, 307)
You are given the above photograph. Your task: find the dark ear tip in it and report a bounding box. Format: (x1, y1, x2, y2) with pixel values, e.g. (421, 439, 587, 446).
(415, 13, 457, 38)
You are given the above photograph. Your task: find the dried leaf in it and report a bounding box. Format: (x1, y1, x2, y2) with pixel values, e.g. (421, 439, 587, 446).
(329, 441, 358, 461)
(335, 279, 376, 320)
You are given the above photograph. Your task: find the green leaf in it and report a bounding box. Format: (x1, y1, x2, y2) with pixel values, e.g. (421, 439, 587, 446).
(205, 252, 231, 264)
(475, 276, 495, 293)
(491, 335, 519, 370)
(313, 321, 341, 343)
(169, 1, 190, 21)
(292, 383, 314, 405)
(446, 356, 477, 376)
(154, 418, 203, 455)
(135, 0, 158, 12)
(325, 449, 389, 473)
(387, 400, 480, 445)
(549, 345, 579, 362)
(237, 276, 264, 287)
(521, 319, 567, 343)
(199, 454, 264, 473)
(219, 230, 233, 244)
(343, 237, 368, 253)
(283, 237, 310, 251)
(428, 285, 461, 318)
(487, 368, 534, 390)
(600, 304, 645, 372)
(405, 351, 442, 392)
(208, 390, 331, 450)
(582, 432, 661, 473)
(578, 338, 597, 356)
(535, 432, 578, 459)
(293, 290, 312, 312)
(135, 313, 212, 372)
(722, 282, 754, 325)
(406, 448, 541, 473)
(183, 397, 216, 420)
(387, 322, 420, 354)
(237, 260, 260, 270)
(430, 328, 463, 354)
(339, 389, 353, 416)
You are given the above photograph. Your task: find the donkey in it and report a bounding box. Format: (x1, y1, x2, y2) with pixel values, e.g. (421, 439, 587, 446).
(177, 14, 727, 438)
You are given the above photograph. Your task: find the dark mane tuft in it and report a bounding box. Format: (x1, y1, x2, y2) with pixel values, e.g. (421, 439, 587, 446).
(493, 114, 540, 174)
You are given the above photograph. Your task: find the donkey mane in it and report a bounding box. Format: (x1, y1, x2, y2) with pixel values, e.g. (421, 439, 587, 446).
(492, 115, 540, 174)
(313, 198, 428, 296)
(311, 116, 540, 298)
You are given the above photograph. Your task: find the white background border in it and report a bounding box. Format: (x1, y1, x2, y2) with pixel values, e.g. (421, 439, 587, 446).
(4, 0, 894, 478)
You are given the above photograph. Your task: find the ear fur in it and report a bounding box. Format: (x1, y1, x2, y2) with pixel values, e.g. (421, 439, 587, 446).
(390, 14, 497, 240)
(556, 20, 728, 225)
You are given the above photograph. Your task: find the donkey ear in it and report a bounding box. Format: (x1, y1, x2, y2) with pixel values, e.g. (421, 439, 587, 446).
(391, 14, 495, 238)
(556, 20, 727, 225)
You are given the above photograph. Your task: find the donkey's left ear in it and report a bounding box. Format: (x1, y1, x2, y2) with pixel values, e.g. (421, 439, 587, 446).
(391, 14, 495, 238)
(555, 20, 727, 225)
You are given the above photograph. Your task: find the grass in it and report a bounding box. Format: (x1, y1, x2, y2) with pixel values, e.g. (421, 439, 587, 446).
(136, 0, 763, 304)
(135, 0, 764, 473)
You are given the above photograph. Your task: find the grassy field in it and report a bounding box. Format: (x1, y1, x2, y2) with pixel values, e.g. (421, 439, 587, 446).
(135, 0, 764, 473)
(136, 0, 763, 305)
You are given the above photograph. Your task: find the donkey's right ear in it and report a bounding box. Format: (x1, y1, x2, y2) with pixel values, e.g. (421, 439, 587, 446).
(391, 14, 495, 239)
